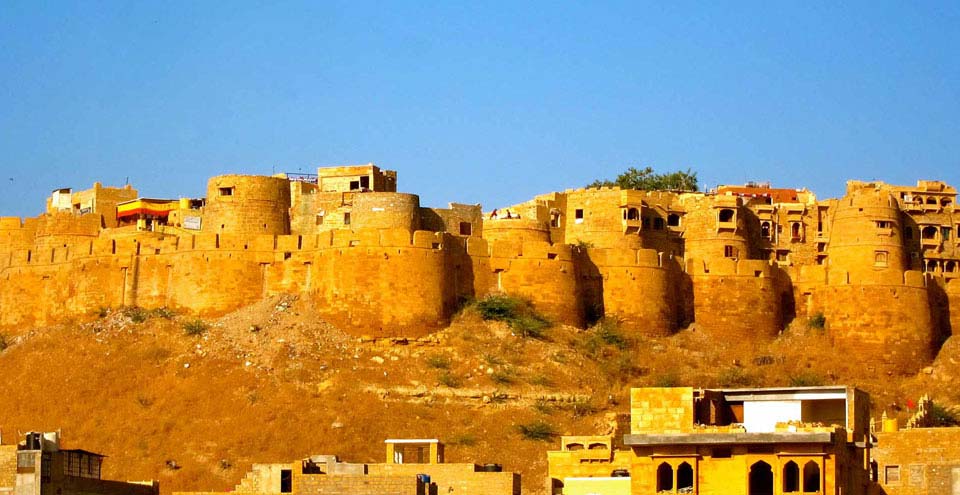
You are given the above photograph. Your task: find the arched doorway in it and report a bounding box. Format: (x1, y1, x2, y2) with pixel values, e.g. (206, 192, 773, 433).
(783, 461, 799, 492)
(749, 461, 774, 495)
(657, 462, 673, 492)
(803, 461, 821, 493)
(677, 462, 694, 492)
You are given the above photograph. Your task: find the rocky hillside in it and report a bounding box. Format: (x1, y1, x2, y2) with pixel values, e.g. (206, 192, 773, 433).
(0, 295, 956, 495)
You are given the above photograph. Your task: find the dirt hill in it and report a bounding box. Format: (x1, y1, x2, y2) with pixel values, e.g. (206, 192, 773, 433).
(0, 296, 956, 495)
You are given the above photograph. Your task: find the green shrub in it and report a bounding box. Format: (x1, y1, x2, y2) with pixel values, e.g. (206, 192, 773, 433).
(718, 367, 755, 388)
(491, 369, 515, 385)
(448, 433, 477, 446)
(150, 307, 176, 319)
(574, 239, 594, 249)
(512, 314, 550, 339)
(123, 306, 149, 323)
(532, 398, 553, 415)
(516, 420, 556, 441)
(183, 319, 208, 336)
(476, 294, 522, 321)
(474, 294, 551, 339)
(482, 353, 504, 366)
(931, 404, 960, 427)
(438, 372, 461, 388)
(808, 312, 826, 330)
(568, 397, 597, 418)
(595, 318, 629, 350)
(528, 374, 554, 387)
(655, 372, 680, 387)
(426, 354, 452, 370)
(789, 372, 825, 387)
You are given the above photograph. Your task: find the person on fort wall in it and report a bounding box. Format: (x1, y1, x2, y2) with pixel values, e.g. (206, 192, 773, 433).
(490, 209, 498, 219)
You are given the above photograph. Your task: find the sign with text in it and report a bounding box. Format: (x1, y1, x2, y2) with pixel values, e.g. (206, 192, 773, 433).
(183, 216, 202, 231)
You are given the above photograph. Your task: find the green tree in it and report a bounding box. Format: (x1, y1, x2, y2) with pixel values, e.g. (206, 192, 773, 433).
(588, 166, 699, 192)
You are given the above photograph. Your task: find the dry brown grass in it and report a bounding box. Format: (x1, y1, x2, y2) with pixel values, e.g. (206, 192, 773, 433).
(0, 301, 954, 495)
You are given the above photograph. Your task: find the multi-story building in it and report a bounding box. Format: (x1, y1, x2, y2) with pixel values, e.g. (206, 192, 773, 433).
(0, 431, 157, 495)
(548, 385, 870, 495)
(174, 438, 519, 495)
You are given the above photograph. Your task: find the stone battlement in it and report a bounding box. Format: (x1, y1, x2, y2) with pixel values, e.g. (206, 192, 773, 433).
(2, 168, 959, 375)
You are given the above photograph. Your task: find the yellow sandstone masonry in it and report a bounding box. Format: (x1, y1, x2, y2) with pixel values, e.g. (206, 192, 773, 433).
(2, 168, 959, 374)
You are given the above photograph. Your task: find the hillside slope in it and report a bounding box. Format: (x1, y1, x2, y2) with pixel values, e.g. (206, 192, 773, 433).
(0, 296, 955, 495)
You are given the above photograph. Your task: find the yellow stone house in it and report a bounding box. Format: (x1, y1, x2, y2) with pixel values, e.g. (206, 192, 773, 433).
(548, 386, 871, 495)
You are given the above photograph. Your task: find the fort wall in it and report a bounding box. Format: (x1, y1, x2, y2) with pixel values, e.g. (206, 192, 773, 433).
(203, 175, 291, 235)
(686, 258, 783, 339)
(586, 248, 678, 337)
(818, 272, 934, 374)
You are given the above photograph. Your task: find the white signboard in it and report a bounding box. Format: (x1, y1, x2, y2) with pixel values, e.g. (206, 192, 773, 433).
(183, 216, 202, 231)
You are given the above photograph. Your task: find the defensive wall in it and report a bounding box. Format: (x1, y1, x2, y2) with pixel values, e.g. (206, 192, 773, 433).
(3, 169, 960, 375)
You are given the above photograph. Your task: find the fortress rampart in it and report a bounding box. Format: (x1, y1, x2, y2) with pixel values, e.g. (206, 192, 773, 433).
(2, 167, 960, 375)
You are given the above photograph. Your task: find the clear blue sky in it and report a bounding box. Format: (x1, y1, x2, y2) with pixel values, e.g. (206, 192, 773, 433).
(1, 1, 958, 217)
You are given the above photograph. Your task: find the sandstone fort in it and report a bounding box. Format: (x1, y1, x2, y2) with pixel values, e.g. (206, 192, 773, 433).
(1, 164, 957, 375)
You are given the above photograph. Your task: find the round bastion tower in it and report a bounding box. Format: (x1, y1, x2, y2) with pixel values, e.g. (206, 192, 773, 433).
(680, 194, 782, 340)
(680, 194, 752, 263)
(203, 175, 291, 235)
(826, 185, 907, 283)
(821, 183, 935, 374)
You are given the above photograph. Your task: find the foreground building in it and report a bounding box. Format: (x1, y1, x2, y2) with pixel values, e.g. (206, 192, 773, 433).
(174, 438, 519, 495)
(0, 431, 157, 495)
(548, 386, 870, 495)
(549, 387, 960, 495)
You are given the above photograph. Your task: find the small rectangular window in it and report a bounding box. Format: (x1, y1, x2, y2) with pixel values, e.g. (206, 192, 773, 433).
(885, 465, 900, 484)
(942, 227, 951, 241)
(459, 222, 472, 236)
(344, 212, 351, 225)
(875, 251, 888, 267)
(280, 469, 292, 493)
(219, 187, 234, 196)
(360, 176, 370, 189)
(776, 250, 789, 262)
(724, 245, 738, 258)
(575, 209, 584, 224)
(877, 221, 891, 229)
(349, 180, 360, 190)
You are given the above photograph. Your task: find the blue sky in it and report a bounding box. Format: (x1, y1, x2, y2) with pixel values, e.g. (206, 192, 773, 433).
(1, 1, 958, 217)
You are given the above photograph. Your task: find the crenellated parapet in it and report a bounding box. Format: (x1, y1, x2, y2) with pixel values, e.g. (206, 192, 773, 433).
(585, 247, 680, 337)
(684, 256, 784, 340)
(3, 168, 960, 366)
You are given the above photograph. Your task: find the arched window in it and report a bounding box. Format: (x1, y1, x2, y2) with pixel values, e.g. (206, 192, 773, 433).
(677, 462, 694, 492)
(803, 461, 821, 493)
(927, 197, 937, 205)
(653, 217, 665, 230)
(927, 260, 938, 273)
(922, 226, 938, 239)
(588, 443, 607, 450)
(626, 208, 639, 220)
(942, 197, 952, 208)
(791, 222, 802, 240)
(667, 213, 680, 227)
(565, 443, 583, 451)
(761, 222, 771, 239)
(719, 209, 735, 222)
(749, 461, 774, 495)
(947, 261, 957, 273)
(657, 462, 674, 492)
(783, 461, 800, 492)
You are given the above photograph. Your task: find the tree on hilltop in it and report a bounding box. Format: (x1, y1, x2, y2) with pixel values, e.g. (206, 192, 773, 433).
(588, 166, 699, 192)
